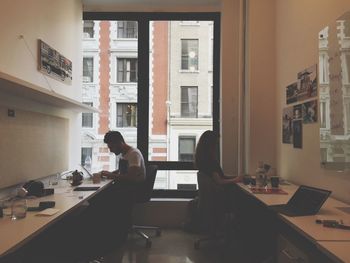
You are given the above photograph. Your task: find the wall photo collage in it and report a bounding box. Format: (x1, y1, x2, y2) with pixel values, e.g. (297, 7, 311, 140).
(283, 64, 318, 149)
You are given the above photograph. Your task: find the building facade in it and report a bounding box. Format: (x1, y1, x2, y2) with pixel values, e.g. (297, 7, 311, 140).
(81, 20, 213, 189)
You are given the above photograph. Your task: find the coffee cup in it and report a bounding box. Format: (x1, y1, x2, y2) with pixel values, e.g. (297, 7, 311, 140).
(250, 176, 256, 186)
(270, 176, 280, 188)
(243, 176, 251, 185)
(92, 173, 101, 184)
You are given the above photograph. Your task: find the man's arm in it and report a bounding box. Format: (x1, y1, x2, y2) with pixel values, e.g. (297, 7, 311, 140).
(100, 166, 143, 182)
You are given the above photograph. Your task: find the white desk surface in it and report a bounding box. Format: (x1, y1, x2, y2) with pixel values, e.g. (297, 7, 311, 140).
(237, 183, 350, 242)
(237, 183, 298, 206)
(0, 179, 112, 257)
(317, 241, 350, 263)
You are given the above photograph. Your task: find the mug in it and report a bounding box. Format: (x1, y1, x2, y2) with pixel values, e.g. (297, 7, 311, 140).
(92, 173, 101, 184)
(270, 176, 280, 188)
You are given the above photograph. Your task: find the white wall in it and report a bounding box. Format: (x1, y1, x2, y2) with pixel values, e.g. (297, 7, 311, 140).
(0, 0, 83, 186)
(275, 0, 350, 202)
(247, 0, 277, 174)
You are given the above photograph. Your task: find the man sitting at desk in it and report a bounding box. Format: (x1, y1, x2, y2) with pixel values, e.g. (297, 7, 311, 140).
(97, 130, 146, 184)
(65, 131, 146, 261)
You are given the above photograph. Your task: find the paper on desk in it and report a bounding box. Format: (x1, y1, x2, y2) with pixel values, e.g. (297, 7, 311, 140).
(36, 208, 60, 216)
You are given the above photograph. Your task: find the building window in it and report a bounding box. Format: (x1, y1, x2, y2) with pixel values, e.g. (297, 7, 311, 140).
(83, 57, 94, 82)
(117, 21, 138, 38)
(117, 58, 138, 83)
(320, 53, 329, 84)
(181, 86, 198, 118)
(320, 101, 327, 128)
(83, 20, 94, 38)
(81, 147, 92, 166)
(347, 103, 350, 131)
(344, 20, 350, 38)
(181, 39, 198, 70)
(82, 102, 93, 128)
(178, 136, 196, 162)
(117, 103, 137, 127)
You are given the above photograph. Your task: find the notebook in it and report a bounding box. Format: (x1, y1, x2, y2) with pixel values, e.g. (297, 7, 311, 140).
(269, 185, 331, 217)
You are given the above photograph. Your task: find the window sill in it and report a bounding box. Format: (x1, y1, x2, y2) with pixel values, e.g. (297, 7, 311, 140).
(179, 70, 199, 73)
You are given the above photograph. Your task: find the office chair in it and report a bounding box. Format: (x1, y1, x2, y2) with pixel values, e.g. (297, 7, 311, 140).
(194, 171, 234, 249)
(131, 164, 161, 248)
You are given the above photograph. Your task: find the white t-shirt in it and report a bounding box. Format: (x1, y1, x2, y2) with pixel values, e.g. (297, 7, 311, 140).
(121, 147, 146, 181)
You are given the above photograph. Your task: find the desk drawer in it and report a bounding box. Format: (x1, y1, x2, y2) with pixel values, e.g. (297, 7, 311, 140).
(277, 235, 309, 263)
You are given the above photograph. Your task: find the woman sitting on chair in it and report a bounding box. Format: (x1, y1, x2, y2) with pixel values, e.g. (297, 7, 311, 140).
(194, 130, 242, 246)
(195, 130, 242, 186)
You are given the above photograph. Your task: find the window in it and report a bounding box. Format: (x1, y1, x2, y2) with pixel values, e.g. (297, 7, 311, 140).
(178, 136, 196, 162)
(117, 58, 138, 82)
(117, 21, 138, 38)
(83, 57, 94, 82)
(81, 147, 92, 166)
(82, 102, 93, 128)
(83, 20, 94, 38)
(320, 101, 327, 128)
(319, 53, 329, 84)
(181, 39, 198, 70)
(344, 20, 350, 38)
(181, 86, 198, 117)
(82, 12, 220, 196)
(117, 103, 137, 127)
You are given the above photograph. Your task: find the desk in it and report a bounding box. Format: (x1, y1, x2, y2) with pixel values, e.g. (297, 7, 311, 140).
(236, 183, 350, 262)
(0, 179, 112, 258)
(317, 241, 350, 263)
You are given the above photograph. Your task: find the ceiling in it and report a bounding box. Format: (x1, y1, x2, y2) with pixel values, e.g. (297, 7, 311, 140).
(82, 0, 221, 7)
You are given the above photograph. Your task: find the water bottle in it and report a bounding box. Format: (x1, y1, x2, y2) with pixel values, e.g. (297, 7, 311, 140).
(84, 155, 92, 172)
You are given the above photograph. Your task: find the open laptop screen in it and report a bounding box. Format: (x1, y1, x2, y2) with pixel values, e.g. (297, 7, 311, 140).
(287, 185, 331, 214)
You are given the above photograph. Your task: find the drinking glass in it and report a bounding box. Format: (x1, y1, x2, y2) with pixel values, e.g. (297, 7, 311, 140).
(11, 198, 27, 220)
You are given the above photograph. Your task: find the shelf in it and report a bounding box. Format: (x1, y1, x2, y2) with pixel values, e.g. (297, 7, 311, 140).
(0, 72, 99, 113)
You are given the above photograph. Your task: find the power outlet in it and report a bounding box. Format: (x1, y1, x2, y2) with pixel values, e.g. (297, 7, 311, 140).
(8, 109, 15, 117)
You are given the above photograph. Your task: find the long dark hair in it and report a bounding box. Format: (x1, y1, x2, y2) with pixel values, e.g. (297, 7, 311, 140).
(195, 130, 218, 170)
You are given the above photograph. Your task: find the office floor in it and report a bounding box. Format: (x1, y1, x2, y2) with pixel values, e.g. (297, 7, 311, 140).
(98, 228, 245, 263)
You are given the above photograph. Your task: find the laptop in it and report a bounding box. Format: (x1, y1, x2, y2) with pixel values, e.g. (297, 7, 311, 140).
(269, 185, 331, 217)
(80, 164, 93, 178)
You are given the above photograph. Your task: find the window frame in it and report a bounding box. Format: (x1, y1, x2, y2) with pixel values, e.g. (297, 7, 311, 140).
(116, 102, 138, 128)
(181, 86, 198, 118)
(117, 21, 138, 38)
(83, 57, 94, 83)
(82, 102, 94, 128)
(117, 58, 138, 83)
(83, 12, 221, 197)
(178, 136, 196, 162)
(181, 39, 199, 71)
(81, 147, 93, 166)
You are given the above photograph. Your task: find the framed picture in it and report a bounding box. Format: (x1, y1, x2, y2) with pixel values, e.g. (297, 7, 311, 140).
(282, 107, 293, 144)
(297, 64, 317, 101)
(293, 120, 303, 149)
(302, 100, 318, 124)
(38, 39, 72, 84)
(286, 82, 298, 104)
(293, 104, 302, 120)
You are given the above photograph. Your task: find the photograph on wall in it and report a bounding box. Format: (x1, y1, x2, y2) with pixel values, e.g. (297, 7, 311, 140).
(302, 99, 318, 124)
(282, 107, 293, 144)
(293, 120, 303, 149)
(293, 104, 302, 120)
(286, 82, 298, 104)
(297, 64, 317, 101)
(38, 39, 72, 84)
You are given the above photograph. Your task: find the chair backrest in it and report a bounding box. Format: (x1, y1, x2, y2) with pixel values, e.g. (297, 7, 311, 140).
(135, 164, 158, 203)
(197, 171, 225, 231)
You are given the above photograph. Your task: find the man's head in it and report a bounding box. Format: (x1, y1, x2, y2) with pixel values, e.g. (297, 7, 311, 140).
(104, 131, 125, 155)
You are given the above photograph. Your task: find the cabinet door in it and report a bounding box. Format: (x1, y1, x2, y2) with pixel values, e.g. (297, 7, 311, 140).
(277, 235, 309, 263)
